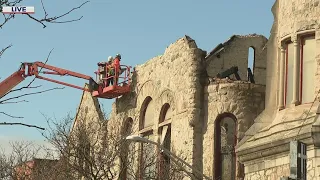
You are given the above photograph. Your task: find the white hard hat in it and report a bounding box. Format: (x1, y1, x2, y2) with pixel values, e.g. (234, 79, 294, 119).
(108, 56, 113, 61)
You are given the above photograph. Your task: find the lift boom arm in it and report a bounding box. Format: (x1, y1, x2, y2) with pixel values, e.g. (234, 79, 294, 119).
(0, 62, 98, 99)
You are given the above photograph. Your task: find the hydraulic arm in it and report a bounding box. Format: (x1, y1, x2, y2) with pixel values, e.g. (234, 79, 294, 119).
(0, 62, 98, 99)
(0, 61, 132, 99)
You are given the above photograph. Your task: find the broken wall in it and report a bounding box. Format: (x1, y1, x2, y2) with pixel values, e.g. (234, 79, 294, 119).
(109, 36, 207, 178)
(203, 80, 265, 178)
(206, 35, 268, 85)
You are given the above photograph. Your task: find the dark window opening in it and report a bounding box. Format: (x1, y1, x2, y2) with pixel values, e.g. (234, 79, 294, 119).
(214, 113, 237, 180)
(139, 131, 156, 179)
(158, 125, 171, 180)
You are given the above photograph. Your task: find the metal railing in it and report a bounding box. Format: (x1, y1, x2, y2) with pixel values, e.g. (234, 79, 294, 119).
(95, 65, 132, 88)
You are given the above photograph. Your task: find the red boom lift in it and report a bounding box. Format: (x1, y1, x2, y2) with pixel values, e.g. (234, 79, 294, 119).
(0, 61, 132, 99)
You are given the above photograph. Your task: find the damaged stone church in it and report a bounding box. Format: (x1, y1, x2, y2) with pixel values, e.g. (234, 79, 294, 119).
(74, 0, 320, 179)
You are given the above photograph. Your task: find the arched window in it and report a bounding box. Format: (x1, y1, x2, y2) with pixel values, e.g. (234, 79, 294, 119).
(139, 97, 156, 179)
(158, 103, 172, 179)
(139, 96, 154, 130)
(248, 47, 255, 73)
(214, 113, 237, 180)
(159, 103, 172, 123)
(248, 47, 255, 83)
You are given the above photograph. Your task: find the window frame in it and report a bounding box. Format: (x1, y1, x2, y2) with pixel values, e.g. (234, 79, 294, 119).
(282, 33, 316, 108)
(139, 96, 153, 130)
(299, 33, 316, 104)
(214, 113, 238, 180)
(138, 96, 155, 179)
(157, 125, 171, 180)
(157, 103, 172, 180)
(284, 40, 293, 107)
(139, 131, 155, 179)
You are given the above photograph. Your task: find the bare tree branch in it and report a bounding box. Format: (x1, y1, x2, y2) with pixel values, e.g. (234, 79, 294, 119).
(0, 0, 89, 29)
(25, 1, 89, 28)
(6, 48, 54, 95)
(0, 0, 23, 28)
(0, 44, 12, 58)
(0, 0, 88, 129)
(0, 112, 23, 118)
(6, 85, 41, 94)
(0, 87, 64, 104)
(0, 112, 195, 179)
(0, 122, 45, 130)
(0, 99, 28, 104)
(0, 141, 58, 180)
(0, 48, 64, 120)
(40, 112, 192, 180)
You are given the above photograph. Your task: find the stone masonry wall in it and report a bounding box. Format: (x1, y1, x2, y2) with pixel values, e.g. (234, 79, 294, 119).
(109, 36, 207, 175)
(73, 84, 104, 129)
(278, 0, 320, 38)
(202, 80, 265, 178)
(206, 35, 268, 85)
(278, 0, 320, 101)
(243, 147, 320, 180)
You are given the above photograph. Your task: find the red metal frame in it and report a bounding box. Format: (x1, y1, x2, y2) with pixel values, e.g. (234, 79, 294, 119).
(92, 65, 131, 99)
(0, 70, 25, 98)
(0, 61, 132, 99)
(28, 62, 93, 91)
(284, 42, 289, 107)
(300, 38, 304, 102)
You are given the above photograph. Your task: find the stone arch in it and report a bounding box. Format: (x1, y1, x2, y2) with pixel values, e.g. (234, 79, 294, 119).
(136, 80, 158, 112)
(159, 103, 171, 123)
(216, 101, 252, 139)
(157, 89, 175, 115)
(214, 112, 238, 180)
(139, 96, 154, 130)
(138, 96, 156, 178)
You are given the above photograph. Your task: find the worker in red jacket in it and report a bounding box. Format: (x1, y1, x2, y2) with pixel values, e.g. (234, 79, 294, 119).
(113, 54, 121, 85)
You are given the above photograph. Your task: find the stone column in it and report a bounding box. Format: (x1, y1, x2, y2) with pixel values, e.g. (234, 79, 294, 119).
(292, 37, 300, 105)
(315, 30, 320, 101)
(278, 46, 285, 110)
